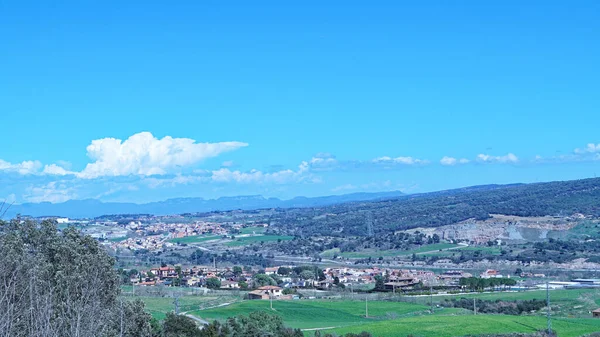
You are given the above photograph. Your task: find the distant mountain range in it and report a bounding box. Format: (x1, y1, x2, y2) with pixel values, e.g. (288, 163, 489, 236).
(2, 190, 406, 219)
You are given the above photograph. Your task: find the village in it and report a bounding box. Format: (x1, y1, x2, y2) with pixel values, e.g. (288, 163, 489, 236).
(127, 263, 541, 298)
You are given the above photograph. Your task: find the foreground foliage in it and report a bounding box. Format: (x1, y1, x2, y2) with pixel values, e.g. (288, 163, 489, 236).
(0, 219, 153, 337)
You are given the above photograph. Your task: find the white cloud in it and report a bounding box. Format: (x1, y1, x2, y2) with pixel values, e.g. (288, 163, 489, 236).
(23, 181, 77, 203)
(373, 156, 428, 165)
(476, 153, 519, 163)
(43, 164, 74, 176)
(440, 156, 470, 166)
(78, 132, 248, 178)
(211, 161, 311, 184)
(0, 159, 42, 175)
(574, 143, 600, 154)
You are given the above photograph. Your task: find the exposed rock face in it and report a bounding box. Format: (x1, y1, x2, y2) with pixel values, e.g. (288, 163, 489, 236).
(405, 214, 580, 243)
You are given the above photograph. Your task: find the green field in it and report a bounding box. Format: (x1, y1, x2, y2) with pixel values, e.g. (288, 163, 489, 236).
(402, 288, 600, 318)
(240, 226, 267, 234)
(226, 235, 294, 247)
(329, 243, 460, 259)
(190, 300, 433, 329)
(108, 236, 128, 242)
(134, 295, 239, 320)
(168, 235, 220, 244)
(329, 314, 600, 337)
(189, 297, 600, 336)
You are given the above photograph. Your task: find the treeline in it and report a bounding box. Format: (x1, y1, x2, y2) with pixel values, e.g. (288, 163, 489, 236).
(268, 177, 600, 236)
(459, 277, 517, 291)
(443, 298, 546, 315)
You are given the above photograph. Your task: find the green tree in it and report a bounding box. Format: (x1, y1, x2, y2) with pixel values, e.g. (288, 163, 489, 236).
(277, 266, 292, 276)
(374, 275, 386, 291)
(206, 277, 222, 289)
(200, 311, 302, 337)
(233, 266, 243, 276)
(163, 312, 201, 337)
(254, 273, 276, 287)
(0, 219, 152, 336)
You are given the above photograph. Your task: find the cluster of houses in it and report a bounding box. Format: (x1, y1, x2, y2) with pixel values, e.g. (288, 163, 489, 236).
(104, 221, 229, 252)
(130, 264, 475, 296)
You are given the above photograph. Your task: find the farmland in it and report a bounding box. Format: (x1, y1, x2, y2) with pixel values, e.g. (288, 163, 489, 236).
(168, 235, 221, 244)
(189, 299, 435, 330)
(183, 295, 600, 336)
(329, 314, 600, 337)
(226, 235, 295, 247)
(239, 226, 267, 234)
(321, 243, 461, 259)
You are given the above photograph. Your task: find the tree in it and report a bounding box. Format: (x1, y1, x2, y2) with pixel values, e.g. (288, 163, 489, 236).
(374, 275, 386, 291)
(163, 312, 201, 337)
(254, 273, 276, 287)
(299, 270, 315, 281)
(200, 311, 302, 337)
(0, 219, 152, 336)
(206, 277, 222, 289)
(515, 268, 523, 275)
(277, 266, 292, 276)
(233, 266, 243, 276)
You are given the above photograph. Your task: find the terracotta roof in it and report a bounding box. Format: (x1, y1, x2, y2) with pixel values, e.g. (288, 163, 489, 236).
(258, 285, 282, 290)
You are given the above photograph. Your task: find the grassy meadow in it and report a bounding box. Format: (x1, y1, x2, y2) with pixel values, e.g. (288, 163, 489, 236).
(226, 235, 294, 247)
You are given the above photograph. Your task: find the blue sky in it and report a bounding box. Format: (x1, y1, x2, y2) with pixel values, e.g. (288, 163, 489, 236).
(1, 1, 600, 204)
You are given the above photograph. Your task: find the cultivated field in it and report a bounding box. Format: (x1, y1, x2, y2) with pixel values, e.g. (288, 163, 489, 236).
(226, 235, 295, 247)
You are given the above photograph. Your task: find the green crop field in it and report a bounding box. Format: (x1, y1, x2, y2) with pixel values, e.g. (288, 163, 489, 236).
(402, 288, 600, 318)
(240, 226, 267, 234)
(168, 235, 220, 244)
(190, 299, 436, 329)
(108, 236, 127, 242)
(328, 314, 600, 337)
(135, 295, 240, 320)
(334, 243, 460, 259)
(226, 235, 294, 247)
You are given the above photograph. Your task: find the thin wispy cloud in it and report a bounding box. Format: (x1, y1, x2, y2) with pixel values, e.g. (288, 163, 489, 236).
(440, 156, 470, 166)
(476, 153, 519, 164)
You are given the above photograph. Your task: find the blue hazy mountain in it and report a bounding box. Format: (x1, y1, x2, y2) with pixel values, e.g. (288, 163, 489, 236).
(3, 191, 406, 219)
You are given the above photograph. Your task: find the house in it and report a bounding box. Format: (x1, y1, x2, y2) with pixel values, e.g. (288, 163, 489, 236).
(593, 308, 600, 318)
(248, 286, 283, 300)
(264, 267, 279, 275)
(220, 280, 240, 289)
(384, 277, 419, 291)
(480, 269, 503, 279)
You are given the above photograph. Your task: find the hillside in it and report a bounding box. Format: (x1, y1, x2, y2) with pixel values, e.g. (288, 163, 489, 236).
(269, 177, 600, 236)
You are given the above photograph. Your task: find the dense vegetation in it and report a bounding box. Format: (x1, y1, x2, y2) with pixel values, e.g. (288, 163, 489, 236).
(267, 178, 600, 236)
(0, 219, 153, 336)
(443, 298, 546, 315)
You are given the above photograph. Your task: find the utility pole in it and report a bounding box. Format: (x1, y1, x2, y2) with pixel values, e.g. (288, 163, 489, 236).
(430, 284, 434, 313)
(546, 281, 551, 334)
(365, 295, 369, 318)
(473, 298, 476, 315)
